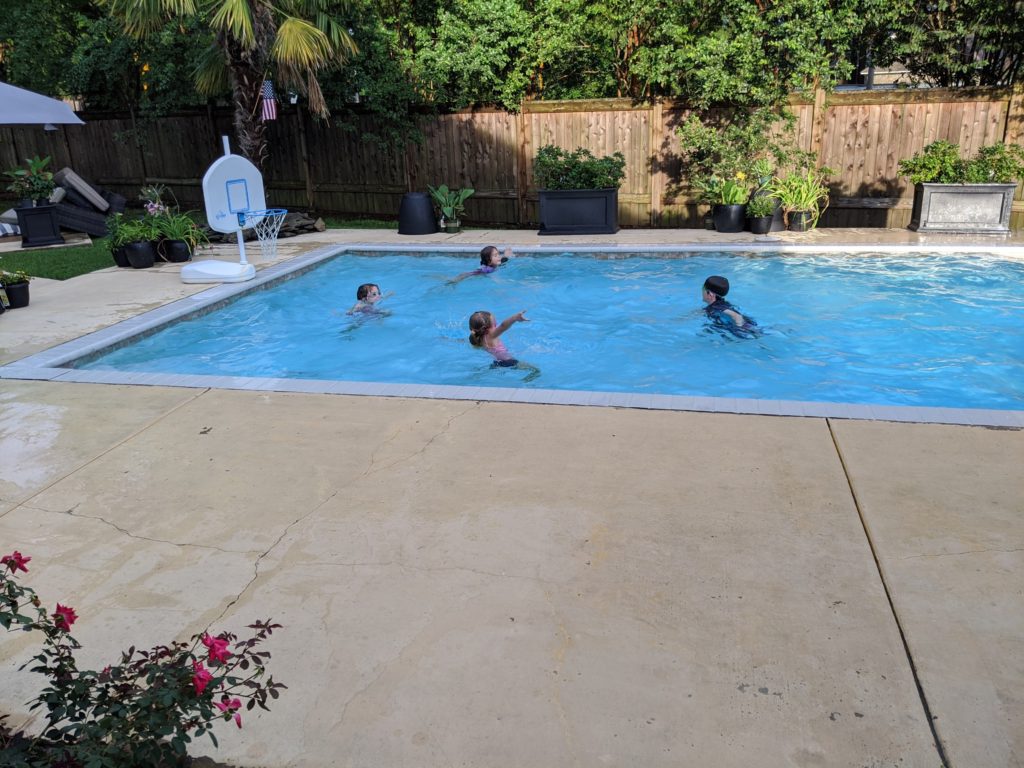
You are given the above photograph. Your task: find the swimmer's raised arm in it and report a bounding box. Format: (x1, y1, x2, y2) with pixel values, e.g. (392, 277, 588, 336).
(492, 310, 529, 338)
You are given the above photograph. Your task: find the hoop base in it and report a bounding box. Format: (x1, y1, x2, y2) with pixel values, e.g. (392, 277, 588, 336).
(181, 260, 256, 284)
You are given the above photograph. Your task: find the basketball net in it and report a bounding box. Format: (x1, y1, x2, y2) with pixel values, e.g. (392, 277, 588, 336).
(240, 209, 287, 262)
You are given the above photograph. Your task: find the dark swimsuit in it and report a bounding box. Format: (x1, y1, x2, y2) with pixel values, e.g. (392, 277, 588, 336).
(704, 299, 760, 338)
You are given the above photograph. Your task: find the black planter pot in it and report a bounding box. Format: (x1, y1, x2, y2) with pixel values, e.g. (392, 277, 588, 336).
(538, 188, 618, 235)
(4, 281, 30, 309)
(160, 239, 193, 262)
(787, 211, 814, 232)
(111, 247, 131, 268)
(712, 204, 746, 233)
(124, 240, 156, 269)
(397, 192, 439, 235)
(748, 215, 773, 235)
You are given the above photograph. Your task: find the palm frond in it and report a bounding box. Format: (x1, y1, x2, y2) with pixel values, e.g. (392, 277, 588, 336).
(194, 43, 231, 97)
(103, 0, 198, 38)
(305, 71, 328, 119)
(208, 0, 256, 48)
(271, 17, 332, 70)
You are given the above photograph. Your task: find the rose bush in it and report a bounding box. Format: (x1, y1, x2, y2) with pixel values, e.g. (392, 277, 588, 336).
(1, 550, 286, 766)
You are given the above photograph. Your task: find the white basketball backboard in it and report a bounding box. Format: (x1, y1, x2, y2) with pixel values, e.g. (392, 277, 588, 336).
(202, 153, 266, 233)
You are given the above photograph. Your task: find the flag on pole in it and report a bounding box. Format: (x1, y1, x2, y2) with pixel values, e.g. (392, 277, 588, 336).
(260, 80, 278, 121)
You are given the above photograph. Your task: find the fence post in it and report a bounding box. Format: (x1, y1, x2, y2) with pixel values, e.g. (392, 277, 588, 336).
(516, 104, 530, 228)
(809, 86, 827, 164)
(649, 100, 664, 227)
(1004, 84, 1024, 147)
(296, 106, 315, 210)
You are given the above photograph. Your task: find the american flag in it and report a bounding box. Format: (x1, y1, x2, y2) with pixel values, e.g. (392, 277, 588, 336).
(260, 80, 278, 121)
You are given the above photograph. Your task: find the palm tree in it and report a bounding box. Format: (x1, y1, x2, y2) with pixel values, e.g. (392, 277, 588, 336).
(106, 0, 357, 167)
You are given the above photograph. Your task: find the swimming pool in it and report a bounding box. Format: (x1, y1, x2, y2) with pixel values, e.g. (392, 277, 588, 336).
(63, 249, 1024, 416)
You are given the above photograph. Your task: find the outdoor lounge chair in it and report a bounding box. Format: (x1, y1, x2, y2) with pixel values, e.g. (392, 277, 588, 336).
(52, 168, 127, 238)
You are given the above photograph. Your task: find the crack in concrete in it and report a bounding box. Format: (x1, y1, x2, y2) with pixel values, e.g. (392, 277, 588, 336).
(901, 547, 1024, 560)
(23, 502, 249, 555)
(208, 403, 480, 630)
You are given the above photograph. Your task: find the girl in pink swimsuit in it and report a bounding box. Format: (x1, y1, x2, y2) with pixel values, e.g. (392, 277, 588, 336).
(468, 310, 539, 380)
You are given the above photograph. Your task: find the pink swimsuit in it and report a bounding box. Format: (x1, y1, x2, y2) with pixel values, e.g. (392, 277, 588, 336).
(487, 339, 514, 363)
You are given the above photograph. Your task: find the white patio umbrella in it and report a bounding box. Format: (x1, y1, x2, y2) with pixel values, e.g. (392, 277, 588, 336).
(0, 81, 85, 126)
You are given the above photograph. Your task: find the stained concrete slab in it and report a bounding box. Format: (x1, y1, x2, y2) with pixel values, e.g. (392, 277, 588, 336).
(0, 380, 201, 504)
(831, 421, 1024, 768)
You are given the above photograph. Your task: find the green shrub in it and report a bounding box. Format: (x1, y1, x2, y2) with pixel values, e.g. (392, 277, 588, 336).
(533, 145, 626, 190)
(899, 141, 1024, 184)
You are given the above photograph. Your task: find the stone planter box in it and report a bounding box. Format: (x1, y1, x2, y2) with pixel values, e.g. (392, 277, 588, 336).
(538, 189, 618, 235)
(909, 183, 1018, 234)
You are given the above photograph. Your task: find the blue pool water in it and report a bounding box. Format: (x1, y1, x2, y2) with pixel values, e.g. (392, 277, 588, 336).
(79, 251, 1024, 410)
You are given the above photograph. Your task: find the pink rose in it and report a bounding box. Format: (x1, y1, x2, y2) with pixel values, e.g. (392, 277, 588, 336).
(215, 696, 243, 728)
(191, 660, 213, 695)
(2, 551, 31, 573)
(53, 604, 77, 631)
(202, 633, 232, 664)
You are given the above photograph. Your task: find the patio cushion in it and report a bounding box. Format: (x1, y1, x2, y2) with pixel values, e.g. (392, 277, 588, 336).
(0, 208, 17, 224)
(54, 168, 108, 212)
(0, 222, 20, 237)
(61, 185, 95, 210)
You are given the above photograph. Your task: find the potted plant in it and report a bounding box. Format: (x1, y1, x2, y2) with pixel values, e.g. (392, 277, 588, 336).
(120, 218, 158, 268)
(899, 141, 1024, 233)
(768, 167, 833, 231)
(699, 173, 751, 233)
(105, 213, 132, 267)
(533, 145, 626, 235)
(156, 211, 207, 262)
(0, 269, 33, 309)
(427, 185, 475, 233)
(745, 193, 776, 235)
(4, 156, 55, 207)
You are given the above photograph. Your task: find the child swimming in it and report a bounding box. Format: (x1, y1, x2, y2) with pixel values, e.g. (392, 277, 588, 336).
(468, 309, 539, 380)
(347, 283, 392, 315)
(701, 275, 760, 338)
(449, 246, 512, 284)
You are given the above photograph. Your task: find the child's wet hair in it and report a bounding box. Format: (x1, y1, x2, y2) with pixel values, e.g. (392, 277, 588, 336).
(356, 283, 379, 300)
(468, 311, 494, 347)
(479, 246, 499, 265)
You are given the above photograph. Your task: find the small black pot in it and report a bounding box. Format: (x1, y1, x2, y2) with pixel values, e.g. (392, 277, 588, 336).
(111, 247, 131, 268)
(124, 240, 156, 269)
(160, 239, 192, 263)
(787, 211, 814, 232)
(19, 198, 33, 209)
(712, 204, 746, 233)
(4, 281, 30, 308)
(748, 215, 773, 235)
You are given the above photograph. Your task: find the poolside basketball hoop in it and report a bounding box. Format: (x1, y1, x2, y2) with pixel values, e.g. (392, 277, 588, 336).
(240, 208, 287, 262)
(182, 136, 287, 284)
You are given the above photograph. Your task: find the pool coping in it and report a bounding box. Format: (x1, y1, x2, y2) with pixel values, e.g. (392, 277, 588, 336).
(2, 242, 1022, 429)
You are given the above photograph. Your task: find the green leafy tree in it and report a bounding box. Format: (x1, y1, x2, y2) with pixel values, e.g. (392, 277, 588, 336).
(882, 0, 1023, 86)
(412, 0, 532, 110)
(0, 0, 96, 95)
(104, 0, 359, 167)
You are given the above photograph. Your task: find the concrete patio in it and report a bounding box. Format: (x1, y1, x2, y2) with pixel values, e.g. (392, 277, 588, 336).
(1, 228, 1021, 767)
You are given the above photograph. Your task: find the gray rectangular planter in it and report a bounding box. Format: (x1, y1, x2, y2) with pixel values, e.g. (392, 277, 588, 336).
(538, 189, 618, 235)
(909, 182, 1017, 233)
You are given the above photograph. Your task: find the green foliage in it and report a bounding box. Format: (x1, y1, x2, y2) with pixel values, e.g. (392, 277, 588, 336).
(897, 140, 965, 184)
(4, 157, 55, 200)
(768, 167, 834, 228)
(745, 194, 776, 218)
(157, 212, 209, 248)
(413, 0, 532, 110)
(881, 0, 1023, 87)
(533, 145, 626, 190)
(428, 184, 475, 221)
(0, 0, 95, 96)
(0, 270, 32, 286)
(2, 550, 286, 765)
(898, 141, 1024, 185)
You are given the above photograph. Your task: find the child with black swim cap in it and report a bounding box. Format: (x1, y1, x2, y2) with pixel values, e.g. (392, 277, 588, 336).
(702, 275, 756, 331)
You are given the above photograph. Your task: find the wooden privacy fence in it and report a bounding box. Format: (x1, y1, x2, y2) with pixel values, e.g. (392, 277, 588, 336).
(2, 87, 1023, 229)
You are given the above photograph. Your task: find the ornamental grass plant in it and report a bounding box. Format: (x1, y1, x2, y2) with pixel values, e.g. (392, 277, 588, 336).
(1, 550, 286, 766)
